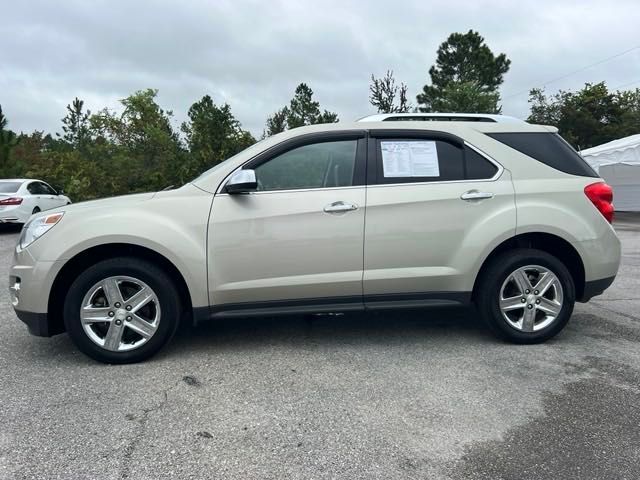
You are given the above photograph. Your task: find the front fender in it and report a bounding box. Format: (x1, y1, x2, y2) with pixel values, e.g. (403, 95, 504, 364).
(27, 184, 213, 309)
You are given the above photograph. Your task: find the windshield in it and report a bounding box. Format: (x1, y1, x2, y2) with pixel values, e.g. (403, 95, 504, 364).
(0, 181, 22, 194)
(190, 138, 271, 183)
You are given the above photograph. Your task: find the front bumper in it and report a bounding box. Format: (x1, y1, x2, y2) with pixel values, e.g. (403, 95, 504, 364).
(10, 246, 64, 337)
(14, 310, 57, 337)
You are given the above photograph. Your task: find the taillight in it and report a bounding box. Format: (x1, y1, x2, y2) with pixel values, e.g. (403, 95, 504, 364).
(0, 197, 23, 206)
(584, 182, 614, 223)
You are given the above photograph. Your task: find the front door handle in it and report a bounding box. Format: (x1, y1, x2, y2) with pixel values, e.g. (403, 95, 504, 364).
(324, 201, 358, 214)
(460, 190, 494, 201)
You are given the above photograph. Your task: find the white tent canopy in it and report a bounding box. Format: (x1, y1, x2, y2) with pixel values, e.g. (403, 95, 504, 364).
(581, 134, 640, 212)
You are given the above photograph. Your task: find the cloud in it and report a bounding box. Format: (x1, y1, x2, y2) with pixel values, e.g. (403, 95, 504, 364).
(2, 0, 639, 137)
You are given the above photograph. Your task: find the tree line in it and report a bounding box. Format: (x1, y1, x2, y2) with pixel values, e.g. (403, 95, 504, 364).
(1, 30, 638, 201)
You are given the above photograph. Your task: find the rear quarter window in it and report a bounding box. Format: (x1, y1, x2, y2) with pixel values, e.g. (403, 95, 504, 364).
(487, 132, 598, 177)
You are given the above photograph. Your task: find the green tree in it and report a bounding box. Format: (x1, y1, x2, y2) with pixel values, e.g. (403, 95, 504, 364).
(0, 105, 20, 176)
(430, 82, 501, 113)
(90, 89, 183, 192)
(181, 95, 255, 181)
(59, 97, 91, 149)
(527, 82, 640, 149)
(369, 70, 411, 113)
(416, 30, 510, 113)
(264, 108, 288, 137)
(264, 83, 338, 136)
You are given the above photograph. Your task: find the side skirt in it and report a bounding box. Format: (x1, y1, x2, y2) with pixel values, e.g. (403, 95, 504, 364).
(193, 292, 472, 323)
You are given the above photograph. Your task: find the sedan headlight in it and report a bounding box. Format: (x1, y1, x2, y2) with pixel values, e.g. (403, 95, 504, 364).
(19, 212, 64, 249)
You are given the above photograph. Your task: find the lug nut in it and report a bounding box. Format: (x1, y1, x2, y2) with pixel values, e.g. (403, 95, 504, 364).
(536, 299, 540, 304)
(521, 298, 526, 303)
(115, 319, 122, 325)
(525, 289, 530, 294)
(527, 304, 533, 309)
(126, 305, 132, 311)
(126, 316, 132, 321)
(108, 311, 115, 317)
(534, 290, 539, 295)
(114, 302, 121, 308)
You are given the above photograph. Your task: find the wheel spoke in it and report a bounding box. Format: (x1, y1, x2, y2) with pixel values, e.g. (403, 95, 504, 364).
(81, 307, 112, 324)
(537, 297, 561, 317)
(126, 314, 157, 339)
(104, 321, 125, 351)
(126, 286, 153, 313)
(512, 269, 532, 294)
(102, 278, 124, 306)
(500, 296, 524, 312)
(535, 272, 556, 296)
(521, 307, 536, 332)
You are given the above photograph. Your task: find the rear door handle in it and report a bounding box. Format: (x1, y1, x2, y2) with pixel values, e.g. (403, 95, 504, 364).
(460, 190, 494, 201)
(324, 201, 358, 214)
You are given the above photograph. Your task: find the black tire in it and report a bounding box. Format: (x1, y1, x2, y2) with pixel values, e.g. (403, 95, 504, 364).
(476, 248, 575, 344)
(32, 207, 40, 214)
(64, 257, 181, 363)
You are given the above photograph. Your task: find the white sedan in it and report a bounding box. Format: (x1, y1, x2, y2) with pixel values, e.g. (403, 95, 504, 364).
(0, 179, 72, 224)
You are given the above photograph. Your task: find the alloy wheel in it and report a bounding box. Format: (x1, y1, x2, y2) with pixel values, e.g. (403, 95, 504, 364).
(499, 265, 564, 332)
(80, 276, 161, 352)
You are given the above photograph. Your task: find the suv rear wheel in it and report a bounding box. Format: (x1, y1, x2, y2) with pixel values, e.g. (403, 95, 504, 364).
(476, 248, 575, 343)
(63, 257, 181, 363)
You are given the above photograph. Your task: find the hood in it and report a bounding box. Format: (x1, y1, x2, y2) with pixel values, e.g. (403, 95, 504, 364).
(59, 192, 156, 213)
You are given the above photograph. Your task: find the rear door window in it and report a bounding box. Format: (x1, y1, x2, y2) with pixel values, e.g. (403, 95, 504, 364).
(375, 139, 465, 184)
(372, 135, 499, 185)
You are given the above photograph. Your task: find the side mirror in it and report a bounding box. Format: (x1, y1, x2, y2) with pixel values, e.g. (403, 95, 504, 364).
(225, 169, 257, 194)
(53, 186, 64, 195)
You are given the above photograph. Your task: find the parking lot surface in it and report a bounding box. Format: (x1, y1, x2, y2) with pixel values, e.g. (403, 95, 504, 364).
(1, 216, 639, 480)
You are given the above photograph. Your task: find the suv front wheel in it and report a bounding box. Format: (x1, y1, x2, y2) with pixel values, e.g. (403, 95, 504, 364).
(63, 257, 181, 363)
(476, 249, 576, 343)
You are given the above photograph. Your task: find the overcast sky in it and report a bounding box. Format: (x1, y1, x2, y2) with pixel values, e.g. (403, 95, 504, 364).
(2, 0, 639, 137)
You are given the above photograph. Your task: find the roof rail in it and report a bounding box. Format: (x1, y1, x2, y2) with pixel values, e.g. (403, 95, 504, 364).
(356, 113, 526, 124)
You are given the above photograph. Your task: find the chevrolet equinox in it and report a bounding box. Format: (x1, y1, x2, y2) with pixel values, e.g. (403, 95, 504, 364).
(10, 119, 620, 363)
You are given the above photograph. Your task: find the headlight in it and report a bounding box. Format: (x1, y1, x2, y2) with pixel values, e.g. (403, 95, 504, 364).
(19, 212, 64, 249)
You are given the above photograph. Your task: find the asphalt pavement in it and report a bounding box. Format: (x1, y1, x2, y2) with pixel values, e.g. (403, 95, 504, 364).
(0, 217, 639, 480)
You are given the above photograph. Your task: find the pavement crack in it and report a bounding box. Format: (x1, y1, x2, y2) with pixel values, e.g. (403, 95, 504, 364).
(120, 379, 181, 479)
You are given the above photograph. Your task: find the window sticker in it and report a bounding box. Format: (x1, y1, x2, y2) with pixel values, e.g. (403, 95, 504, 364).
(381, 141, 440, 177)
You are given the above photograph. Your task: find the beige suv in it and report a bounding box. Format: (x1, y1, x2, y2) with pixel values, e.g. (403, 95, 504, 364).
(9, 119, 620, 363)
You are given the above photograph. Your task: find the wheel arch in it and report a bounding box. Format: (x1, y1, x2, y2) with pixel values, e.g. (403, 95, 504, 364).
(47, 243, 193, 335)
(472, 232, 586, 302)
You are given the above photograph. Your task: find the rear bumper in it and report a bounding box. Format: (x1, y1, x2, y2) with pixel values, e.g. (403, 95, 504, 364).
(0, 204, 29, 223)
(579, 275, 616, 302)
